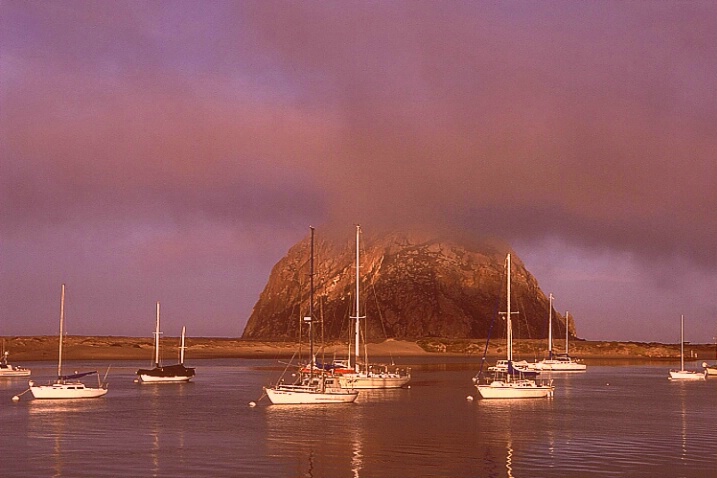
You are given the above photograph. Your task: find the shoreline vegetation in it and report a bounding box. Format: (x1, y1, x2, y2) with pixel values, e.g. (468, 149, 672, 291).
(1, 336, 714, 362)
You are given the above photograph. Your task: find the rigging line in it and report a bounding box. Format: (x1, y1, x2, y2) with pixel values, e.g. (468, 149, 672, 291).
(370, 281, 390, 339)
(479, 296, 502, 377)
(359, 230, 390, 341)
(369, 280, 396, 365)
(516, 297, 532, 340)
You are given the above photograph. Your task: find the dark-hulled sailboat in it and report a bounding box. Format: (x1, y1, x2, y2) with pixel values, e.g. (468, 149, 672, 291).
(137, 302, 195, 383)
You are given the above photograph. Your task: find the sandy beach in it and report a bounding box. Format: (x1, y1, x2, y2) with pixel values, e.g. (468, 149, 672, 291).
(2, 336, 714, 362)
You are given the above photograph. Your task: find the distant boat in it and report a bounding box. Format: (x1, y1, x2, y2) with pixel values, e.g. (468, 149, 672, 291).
(334, 225, 411, 389)
(0, 347, 31, 378)
(534, 296, 587, 372)
(474, 254, 554, 399)
(29, 284, 109, 399)
(668, 314, 705, 381)
(702, 324, 717, 377)
(264, 227, 359, 405)
(703, 363, 717, 377)
(136, 302, 195, 383)
(487, 359, 539, 377)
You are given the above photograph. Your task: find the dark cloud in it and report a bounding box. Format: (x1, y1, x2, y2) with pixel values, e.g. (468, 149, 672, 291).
(1, 1, 715, 340)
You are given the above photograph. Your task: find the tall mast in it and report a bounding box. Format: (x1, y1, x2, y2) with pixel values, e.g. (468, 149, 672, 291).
(154, 302, 161, 367)
(309, 226, 315, 376)
(506, 254, 512, 362)
(58, 283, 65, 379)
(353, 225, 361, 372)
(180, 326, 186, 364)
(565, 311, 569, 354)
(680, 314, 685, 371)
(548, 293, 554, 359)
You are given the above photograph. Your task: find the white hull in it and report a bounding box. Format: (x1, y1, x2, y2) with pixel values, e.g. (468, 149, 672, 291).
(30, 382, 108, 399)
(265, 385, 359, 404)
(668, 370, 706, 381)
(702, 363, 717, 376)
(488, 360, 537, 373)
(1, 352, 31, 377)
(338, 373, 411, 389)
(534, 359, 587, 372)
(476, 380, 554, 399)
(138, 374, 192, 383)
(0, 369, 32, 377)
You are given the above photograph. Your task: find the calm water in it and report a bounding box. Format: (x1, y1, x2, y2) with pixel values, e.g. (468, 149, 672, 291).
(1, 358, 716, 477)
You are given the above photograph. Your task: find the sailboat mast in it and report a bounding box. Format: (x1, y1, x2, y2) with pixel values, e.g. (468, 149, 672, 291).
(180, 326, 186, 364)
(154, 302, 161, 367)
(565, 311, 570, 354)
(309, 226, 315, 376)
(354, 225, 361, 373)
(680, 314, 684, 371)
(506, 254, 512, 362)
(58, 283, 65, 379)
(548, 293, 553, 359)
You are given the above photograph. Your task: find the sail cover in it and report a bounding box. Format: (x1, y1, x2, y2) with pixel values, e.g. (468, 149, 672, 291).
(60, 371, 98, 380)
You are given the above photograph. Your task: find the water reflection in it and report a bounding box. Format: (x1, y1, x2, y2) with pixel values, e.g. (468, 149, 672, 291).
(350, 416, 363, 478)
(27, 399, 109, 477)
(140, 381, 190, 477)
(506, 439, 514, 478)
(264, 405, 363, 477)
(676, 383, 688, 462)
(473, 397, 558, 478)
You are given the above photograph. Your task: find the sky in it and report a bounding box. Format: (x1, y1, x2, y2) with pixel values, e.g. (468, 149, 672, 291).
(1, 1, 715, 343)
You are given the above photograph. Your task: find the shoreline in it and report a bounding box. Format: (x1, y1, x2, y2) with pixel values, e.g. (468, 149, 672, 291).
(2, 336, 715, 362)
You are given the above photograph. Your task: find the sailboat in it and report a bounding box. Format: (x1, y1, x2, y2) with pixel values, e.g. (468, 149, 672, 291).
(29, 284, 108, 399)
(264, 226, 359, 405)
(136, 302, 195, 383)
(534, 296, 587, 372)
(0, 345, 31, 378)
(668, 314, 705, 381)
(702, 324, 717, 376)
(475, 254, 554, 399)
(335, 225, 411, 389)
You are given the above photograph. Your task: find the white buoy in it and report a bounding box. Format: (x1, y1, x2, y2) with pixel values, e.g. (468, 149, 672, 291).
(12, 395, 20, 402)
(466, 395, 474, 401)
(248, 401, 257, 407)
(407, 385, 411, 389)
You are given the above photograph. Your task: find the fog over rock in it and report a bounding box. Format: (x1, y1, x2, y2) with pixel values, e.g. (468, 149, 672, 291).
(242, 228, 577, 341)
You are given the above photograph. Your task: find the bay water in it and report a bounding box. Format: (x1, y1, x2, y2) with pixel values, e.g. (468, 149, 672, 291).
(1, 358, 716, 477)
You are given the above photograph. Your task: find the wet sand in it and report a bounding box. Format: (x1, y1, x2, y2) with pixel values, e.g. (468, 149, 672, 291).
(2, 336, 714, 362)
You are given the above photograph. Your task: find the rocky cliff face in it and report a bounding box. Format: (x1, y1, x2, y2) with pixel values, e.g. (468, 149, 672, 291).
(241, 228, 576, 341)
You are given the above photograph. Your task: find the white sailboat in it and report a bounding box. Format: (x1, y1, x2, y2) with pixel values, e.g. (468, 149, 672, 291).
(264, 226, 359, 405)
(336, 225, 411, 389)
(475, 254, 554, 399)
(0, 347, 31, 378)
(534, 296, 587, 372)
(29, 284, 108, 399)
(137, 302, 195, 383)
(668, 314, 705, 381)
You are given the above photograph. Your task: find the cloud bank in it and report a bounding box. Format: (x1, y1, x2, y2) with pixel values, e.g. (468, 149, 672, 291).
(1, 1, 715, 340)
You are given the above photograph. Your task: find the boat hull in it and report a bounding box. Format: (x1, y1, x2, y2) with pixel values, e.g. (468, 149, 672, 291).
(668, 370, 706, 381)
(476, 380, 554, 399)
(534, 360, 587, 372)
(0, 369, 32, 377)
(265, 385, 359, 404)
(702, 363, 717, 376)
(337, 373, 411, 389)
(30, 382, 108, 399)
(137, 364, 195, 383)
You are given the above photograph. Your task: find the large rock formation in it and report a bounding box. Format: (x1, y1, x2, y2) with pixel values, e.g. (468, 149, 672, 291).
(241, 228, 576, 341)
